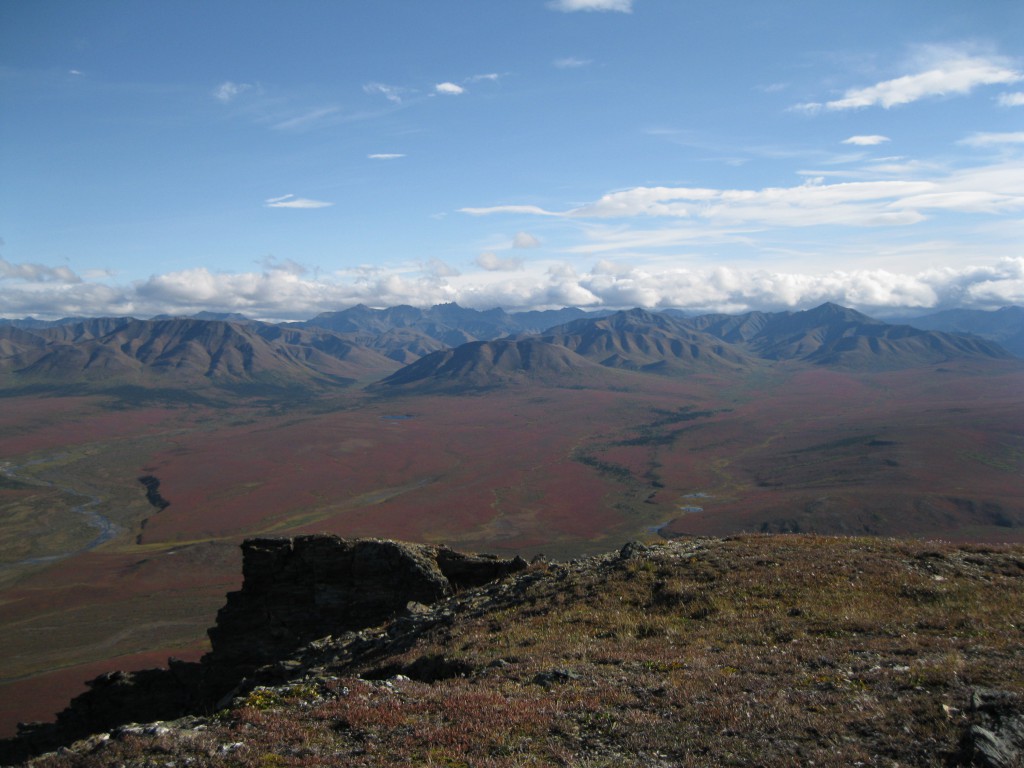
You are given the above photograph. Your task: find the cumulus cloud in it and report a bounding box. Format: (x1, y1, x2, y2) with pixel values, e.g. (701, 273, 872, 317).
(573, 257, 1024, 313)
(214, 81, 253, 102)
(435, 82, 465, 96)
(5, 256, 1024, 321)
(264, 194, 334, 209)
(0, 257, 82, 283)
(513, 231, 541, 249)
(476, 252, 525, 272)
(427, 259, 460, 278)
(842, 135, 890, 146)
(999, 92, 1024, 107)
(368, 153, 406, 160)
(549, 0, 633, 12)
(798, 48, 1023, 112)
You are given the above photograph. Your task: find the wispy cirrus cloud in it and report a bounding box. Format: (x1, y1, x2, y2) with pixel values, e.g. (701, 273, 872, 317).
(461, 204, 559, 217)
(368, 153, 406, 160)
(998, 92, 1024, 107)
(462, 159, 1024, 229)
(548, 0, 633, 12)
(271, 106, 342, 131)
(959, 132, 1024, 147)
(214, 81, 254, 103)
(264, 194, 334, 209)
(797, 47, 1023, 112)
(842, 135, 890, 146)
(554, 57, 592, 69)
(363, 82, 407, 104)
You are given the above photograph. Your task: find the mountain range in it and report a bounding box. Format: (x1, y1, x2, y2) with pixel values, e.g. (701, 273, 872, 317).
(895, 306, 1024, 357)
(0, 303, 1019, 396)
(0, 317, 400, 394)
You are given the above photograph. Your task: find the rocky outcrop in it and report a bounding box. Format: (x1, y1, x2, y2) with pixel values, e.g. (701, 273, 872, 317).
(2, 536, 526, 763)
(203, 536, 526, 695)
(10, 660, 202, 760)
(965, 689, 1024, 768)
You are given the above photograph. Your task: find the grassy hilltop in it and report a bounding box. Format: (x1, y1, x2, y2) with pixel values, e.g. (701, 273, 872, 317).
(19, 534, 1024, 767)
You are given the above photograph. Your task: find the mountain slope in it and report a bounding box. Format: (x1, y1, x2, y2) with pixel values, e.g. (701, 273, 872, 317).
(300, 303, 615, 362)
(688, 302, 1014, 369)
(539, 308, 759, 374)
(301, 302, 516, 347)
(901, 306, 1024, 358)
(0, 319, 400, 393)
(371, 337, 613, 392)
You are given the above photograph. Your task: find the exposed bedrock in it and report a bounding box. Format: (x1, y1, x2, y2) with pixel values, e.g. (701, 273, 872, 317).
(203, 536, 527, 694)
(5, 535, 527, 761)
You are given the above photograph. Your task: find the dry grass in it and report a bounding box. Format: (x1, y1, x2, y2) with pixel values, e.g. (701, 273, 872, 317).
(24, 535, 1024, 767)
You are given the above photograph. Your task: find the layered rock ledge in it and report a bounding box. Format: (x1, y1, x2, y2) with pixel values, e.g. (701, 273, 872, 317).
(3, 536, 526, 761)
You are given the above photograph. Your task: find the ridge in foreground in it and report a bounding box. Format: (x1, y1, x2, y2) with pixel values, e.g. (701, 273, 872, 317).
(5, 534, 1024, 767)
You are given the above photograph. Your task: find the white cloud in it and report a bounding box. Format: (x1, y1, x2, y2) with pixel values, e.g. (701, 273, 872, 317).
(462, 160, 1024, 229)
(959, 132, 1024, 147)
(264, 194, 334, 209)
(461, 204, 559, 217)
(259, 256, 308, 276)
(6, 256, 1024, 321)
(513, 232, 541, 249)
(272, 107, 342, 131)
(214, 81, 253, 103)
(554, 57, 592, 69)
(476, 252, 524, 272)
(467, 73, 500, 83)
(435, 82, 465, 96)
(548, 0, 633, 12)
(0, 257, 82, 284)
(572, 257, 1024, 313)
(427, 259, 460, 278)
(998, 92, 1024, 107)
(368, 153, 406, 160)
(363, 82, 406, 104)
(842, 135, 890, 146)
(799, 48, 1023, 112)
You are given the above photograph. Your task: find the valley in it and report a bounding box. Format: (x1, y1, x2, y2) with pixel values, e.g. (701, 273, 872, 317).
(0, 304, 1022, 736)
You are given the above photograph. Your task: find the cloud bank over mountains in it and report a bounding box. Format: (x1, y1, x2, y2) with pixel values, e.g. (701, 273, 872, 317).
(2, 253, 1021, 322)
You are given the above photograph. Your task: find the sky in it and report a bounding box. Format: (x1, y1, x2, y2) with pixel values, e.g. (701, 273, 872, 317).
(2, 0, 1023, 321)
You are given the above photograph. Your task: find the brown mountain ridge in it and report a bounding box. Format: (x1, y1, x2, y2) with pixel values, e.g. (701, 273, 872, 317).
(0, 303, 1016, 398)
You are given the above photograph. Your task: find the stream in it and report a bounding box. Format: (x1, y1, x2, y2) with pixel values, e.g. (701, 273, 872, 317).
(0, 457, 121, 570)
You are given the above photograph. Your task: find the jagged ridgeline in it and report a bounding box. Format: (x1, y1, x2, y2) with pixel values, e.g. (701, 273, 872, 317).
(1, 303, 1018, 398)
(4, 534, 1024, 767)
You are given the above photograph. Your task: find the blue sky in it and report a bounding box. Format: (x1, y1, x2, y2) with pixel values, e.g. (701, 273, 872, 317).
(2, 0, 1023, 320)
